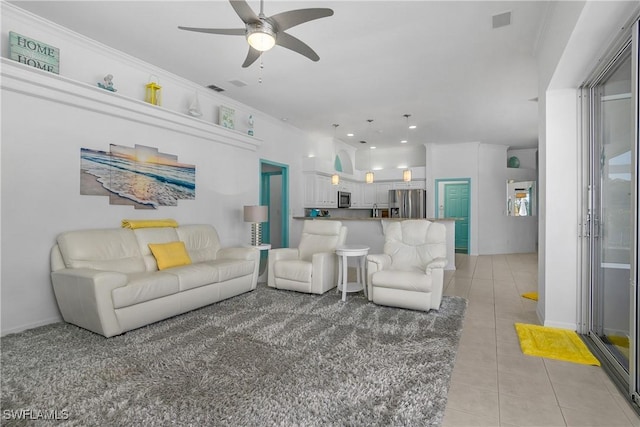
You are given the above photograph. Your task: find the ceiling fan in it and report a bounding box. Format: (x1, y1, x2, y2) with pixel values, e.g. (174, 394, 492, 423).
(178, 0, 334, 68)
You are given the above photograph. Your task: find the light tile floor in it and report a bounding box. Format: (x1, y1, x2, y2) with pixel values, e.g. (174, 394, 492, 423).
(442, 253, 640, 427)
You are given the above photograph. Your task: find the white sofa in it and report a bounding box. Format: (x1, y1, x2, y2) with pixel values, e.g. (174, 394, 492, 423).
(268, 220, 347, 294)
(366, 220, 448, 311)
(50, 224, 259, 337)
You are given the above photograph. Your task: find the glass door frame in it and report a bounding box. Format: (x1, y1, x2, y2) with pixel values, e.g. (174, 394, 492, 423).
(579, 18, 639, 410)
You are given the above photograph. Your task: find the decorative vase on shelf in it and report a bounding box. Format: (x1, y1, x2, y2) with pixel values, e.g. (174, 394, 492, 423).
(508, 156, 520, 168)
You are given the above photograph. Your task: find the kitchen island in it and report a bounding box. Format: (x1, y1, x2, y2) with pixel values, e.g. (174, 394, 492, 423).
(292, 217, 458, 270)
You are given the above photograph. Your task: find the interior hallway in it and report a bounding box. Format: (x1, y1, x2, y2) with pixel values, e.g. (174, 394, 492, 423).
(442, 253, 640, 426)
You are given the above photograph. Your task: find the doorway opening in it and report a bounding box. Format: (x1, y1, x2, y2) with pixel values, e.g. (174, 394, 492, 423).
(435, 178, 470, 254)
(260, 159, 289, 249)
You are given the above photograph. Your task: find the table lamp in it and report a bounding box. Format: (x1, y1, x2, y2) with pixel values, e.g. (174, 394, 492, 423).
(243, 205, 268, 246)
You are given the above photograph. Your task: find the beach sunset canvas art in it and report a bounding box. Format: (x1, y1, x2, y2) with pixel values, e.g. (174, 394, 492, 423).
(80, 144, 195, 209)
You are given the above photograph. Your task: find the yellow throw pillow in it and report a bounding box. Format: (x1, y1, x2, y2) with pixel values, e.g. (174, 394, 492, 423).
(148, 241, 192, 270)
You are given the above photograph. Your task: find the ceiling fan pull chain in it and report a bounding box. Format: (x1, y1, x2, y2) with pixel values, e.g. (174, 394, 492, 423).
(259, 54, 264, 84)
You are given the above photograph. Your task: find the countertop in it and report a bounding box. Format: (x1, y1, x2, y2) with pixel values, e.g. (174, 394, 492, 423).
(293, 217, 460, 221)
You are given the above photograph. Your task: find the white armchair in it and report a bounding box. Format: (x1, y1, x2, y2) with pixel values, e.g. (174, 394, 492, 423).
(268, 220, 347, 294)
(367, 220, 448, 311)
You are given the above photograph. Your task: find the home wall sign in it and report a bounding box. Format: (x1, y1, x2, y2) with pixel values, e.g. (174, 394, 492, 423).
(80, 144, 196, 209)
(9, 31, 59, 74)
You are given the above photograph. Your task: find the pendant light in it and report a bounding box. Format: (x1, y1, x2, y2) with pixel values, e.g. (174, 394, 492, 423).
(331, 124, 340, 185)
(402, 114, 411, 182)
(365, 119, 374, 184)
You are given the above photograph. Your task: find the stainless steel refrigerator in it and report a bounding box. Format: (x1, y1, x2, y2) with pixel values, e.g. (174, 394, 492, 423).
(388, 189, 426, 218)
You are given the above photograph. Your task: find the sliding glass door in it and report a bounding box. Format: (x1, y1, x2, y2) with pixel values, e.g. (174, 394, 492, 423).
(582, 19, 639, 411)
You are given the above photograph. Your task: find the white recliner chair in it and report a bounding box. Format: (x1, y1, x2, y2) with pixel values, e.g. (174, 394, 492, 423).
(367, 220, 448, 311)
(268, 220, 347, 294)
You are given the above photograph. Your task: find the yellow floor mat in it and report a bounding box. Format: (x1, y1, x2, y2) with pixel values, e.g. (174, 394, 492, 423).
(521, 292, 538, 301)
(515, 323, 601, 366)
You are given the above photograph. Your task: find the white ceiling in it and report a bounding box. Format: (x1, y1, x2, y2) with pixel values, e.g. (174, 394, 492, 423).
(11, 0, 549, 150)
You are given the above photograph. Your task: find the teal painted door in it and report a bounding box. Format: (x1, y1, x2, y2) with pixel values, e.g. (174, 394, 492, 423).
(444, 183, 469, 253)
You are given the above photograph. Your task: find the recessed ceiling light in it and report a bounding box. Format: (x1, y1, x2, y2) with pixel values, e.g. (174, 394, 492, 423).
(347, 133, 354, 137)
(401, 140, 408, 144)
(370, 146, 376, 149)
(409, 125, 417, 129)
(397, 165, 407, 169)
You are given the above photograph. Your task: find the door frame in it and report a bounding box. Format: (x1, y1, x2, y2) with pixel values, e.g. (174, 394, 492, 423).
(435, 178, 471, 254)
(259, 159, 290, 248)
(578, 19, 639, 410)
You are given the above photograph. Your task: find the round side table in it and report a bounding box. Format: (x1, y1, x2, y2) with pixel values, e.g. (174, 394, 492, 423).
(336, 244, 370, 302)
(247, 243, 271, 284)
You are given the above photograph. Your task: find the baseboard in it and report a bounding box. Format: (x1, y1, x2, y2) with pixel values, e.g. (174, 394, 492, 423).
(1, 316, 61, 337)
(542, 319, 577, 331)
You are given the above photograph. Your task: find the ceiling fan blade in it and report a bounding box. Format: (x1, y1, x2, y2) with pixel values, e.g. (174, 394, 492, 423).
(242, 46, 261, 68)
(229, 0, 259, 24)
(178, 26, 245, 36)
(270, 8, 334, 31)
(276, 32, 320, 62)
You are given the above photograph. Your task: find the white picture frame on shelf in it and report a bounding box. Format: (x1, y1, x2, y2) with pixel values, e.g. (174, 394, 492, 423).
(219, 105, 235, 129)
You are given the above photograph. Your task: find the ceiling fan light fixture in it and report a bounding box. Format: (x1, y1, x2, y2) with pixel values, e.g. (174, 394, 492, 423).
(247, 23, 276, 51)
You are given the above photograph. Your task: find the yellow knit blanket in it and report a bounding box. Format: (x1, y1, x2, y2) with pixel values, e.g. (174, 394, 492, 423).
(121, 219, 178, 229)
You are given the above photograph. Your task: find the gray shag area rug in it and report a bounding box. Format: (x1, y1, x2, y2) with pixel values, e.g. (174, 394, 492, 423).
(1, 285, 466, 426)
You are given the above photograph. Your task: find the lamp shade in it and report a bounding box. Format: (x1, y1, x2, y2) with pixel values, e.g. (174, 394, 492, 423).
(244, 205, 268, 223)
(403, 169, 412, 182)
(365, 171, 374, 184)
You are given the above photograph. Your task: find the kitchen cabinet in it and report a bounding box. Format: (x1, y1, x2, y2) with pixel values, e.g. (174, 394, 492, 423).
(361, 183, 377, 208)
(391, 180, 426, 190)
(304, 173, 425, 209)
(375, 183, 393, 207)
(303, 173, 337, 208)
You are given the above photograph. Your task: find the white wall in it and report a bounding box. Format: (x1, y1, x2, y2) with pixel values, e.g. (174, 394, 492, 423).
(535, 0, 639, 329)
(0, 4, 308, 335)
(426, 141, 537, 255)
(426, 142, 480, 255)
(478, 144, 509, 254)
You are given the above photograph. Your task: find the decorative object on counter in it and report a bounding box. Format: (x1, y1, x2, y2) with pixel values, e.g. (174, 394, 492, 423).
(220, 105, 235, 129)
(308, 209, 330, 218)
(403, 168, 412, 182)
(145, 75, 162, 106)
(187, 91, 202, 117)
(97, 74, 117, 92)
(9, 31, 59, 74)
(244, 205, 268, 246)
(248, 114, 254, 135)
(508, 156, 520, 168)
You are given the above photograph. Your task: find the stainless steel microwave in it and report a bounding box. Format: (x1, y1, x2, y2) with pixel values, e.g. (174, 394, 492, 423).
(337, 191, 351, 208)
